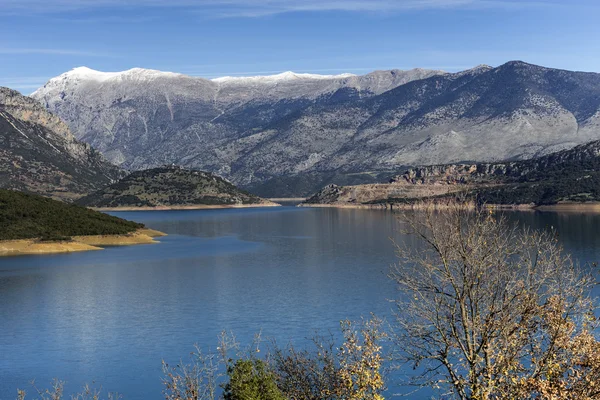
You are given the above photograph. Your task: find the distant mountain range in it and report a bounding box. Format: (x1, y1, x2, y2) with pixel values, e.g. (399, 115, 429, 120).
(28, 66, 443, 184)
(31, 61, 600, 195)
(0, 87, 122, 201)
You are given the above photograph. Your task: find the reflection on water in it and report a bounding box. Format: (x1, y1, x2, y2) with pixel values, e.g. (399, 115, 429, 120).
(503, 211, 600, 264)
(0, 207, 599, 399)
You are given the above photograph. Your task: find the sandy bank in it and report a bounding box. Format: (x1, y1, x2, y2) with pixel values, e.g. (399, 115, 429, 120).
(534, 202, 600, 212)
(0, 228, 166, 257)
(91, 202, 280, 212)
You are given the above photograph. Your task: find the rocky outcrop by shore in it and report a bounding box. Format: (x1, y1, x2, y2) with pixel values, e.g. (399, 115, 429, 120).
(303, 139, 600, 208)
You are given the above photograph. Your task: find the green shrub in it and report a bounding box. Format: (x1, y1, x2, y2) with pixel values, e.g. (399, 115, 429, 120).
(222, 359, 285, 400)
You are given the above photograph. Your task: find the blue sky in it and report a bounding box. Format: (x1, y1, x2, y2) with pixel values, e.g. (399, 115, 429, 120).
(1, 0, 599, 93)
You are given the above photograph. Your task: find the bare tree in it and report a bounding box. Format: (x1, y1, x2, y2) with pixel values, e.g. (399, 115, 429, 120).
(161, 344, 223, 400)
(390, 201, 598, 399)
(16, 380, 121, 400)
(271, 318, 386, 400)
(270, 333, 341, 400)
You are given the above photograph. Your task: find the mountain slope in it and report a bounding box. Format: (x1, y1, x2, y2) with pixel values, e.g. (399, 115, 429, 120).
(31, 62, 600, 194)
(254, 62, 600, 175)
(76, 166, 276, 208)
(0, 88, 122, 200)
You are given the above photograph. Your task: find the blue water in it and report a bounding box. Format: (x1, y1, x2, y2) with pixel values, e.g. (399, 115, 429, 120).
(1, 206, 599, 399)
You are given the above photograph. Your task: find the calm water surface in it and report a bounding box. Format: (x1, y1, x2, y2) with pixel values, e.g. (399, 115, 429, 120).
(1, 207, 599, 399)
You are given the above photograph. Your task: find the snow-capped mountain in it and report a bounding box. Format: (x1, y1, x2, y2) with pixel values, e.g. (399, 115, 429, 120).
(31, 66, 443, 170)
(30, 61, 600, 193)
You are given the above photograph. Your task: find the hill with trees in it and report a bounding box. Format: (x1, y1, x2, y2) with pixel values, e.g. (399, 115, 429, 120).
(0, 189, 143, 241)
(76, 166, 278, 208)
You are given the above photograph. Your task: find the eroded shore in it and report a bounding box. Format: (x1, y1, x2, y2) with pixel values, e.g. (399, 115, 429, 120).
(0, 228, 166, 257)
(267, 198, 307, 202)
(91, 202, 280, 212)
(299, 202, 600, 212)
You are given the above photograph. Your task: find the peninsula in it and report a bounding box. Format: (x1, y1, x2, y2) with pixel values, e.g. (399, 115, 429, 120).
(0, 189, 165, 256)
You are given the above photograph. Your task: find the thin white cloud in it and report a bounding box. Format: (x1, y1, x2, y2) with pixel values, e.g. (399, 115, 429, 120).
(0, 48, 114, 57)
(210, 1, 566, 18)
(50, 15, 159, 24)
(0, 0, 567, 16)
(2, 83, 45, 89)
(0, 76, 50, 93)
(0, 76, 49, 84)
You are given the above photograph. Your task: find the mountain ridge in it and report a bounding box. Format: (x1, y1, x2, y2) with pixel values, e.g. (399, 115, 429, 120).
(31, 61, 600, 196)
(31, 66, 437, 92)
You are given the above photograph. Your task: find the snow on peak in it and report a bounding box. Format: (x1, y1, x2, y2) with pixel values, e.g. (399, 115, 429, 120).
(58, 67, 182, 83)
(65, 67, 121, 82)
(212, 71, 356, 84)
(31, 67, 185, 98)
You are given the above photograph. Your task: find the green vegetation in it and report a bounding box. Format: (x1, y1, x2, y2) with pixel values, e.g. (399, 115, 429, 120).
(0, 189, 143, 241)
(471, 145, 600, 205)
(223, 359, 285, 400)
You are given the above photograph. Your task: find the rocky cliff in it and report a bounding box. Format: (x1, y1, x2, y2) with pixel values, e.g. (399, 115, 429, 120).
(0, 87, 123, 201)
(305, 140, 600, 206)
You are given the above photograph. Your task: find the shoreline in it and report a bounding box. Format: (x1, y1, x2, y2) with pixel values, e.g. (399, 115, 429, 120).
(91, 202, 280, 212)
(267, 197, 307, 202)
(298, 203, 388, 209)
(298, 202, 600, 212)
(0, 228, 167, 257)
(534, 202, 600, 212)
